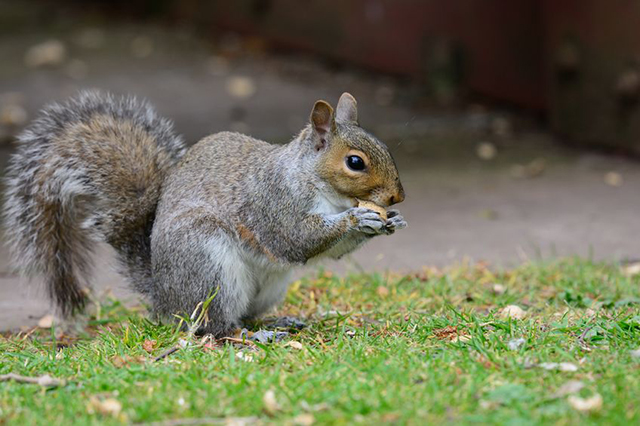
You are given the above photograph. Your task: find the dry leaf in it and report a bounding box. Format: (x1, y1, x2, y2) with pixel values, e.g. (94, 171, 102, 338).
(539, 362, 578, 372)
(554, 380, 585, 397)
(622, 262, 640, 277)
(433, 326, 457, 339)
(568, 393, 603, 413)
(285, 341, 303, 350)
(603, 171, 623, 187)
(476, 142, 497, 160)
(0, 104, 27, 127)
(507, 338, 526, 350)
(0, 373, 65, 388)
(500, 305, 526, 320)
(24, 40, 66, 68)
(236, 352, 254, 362)
(226, 76, 256, 99)
(293, 413, 315, 426)
(226, 417, 260, 426)
(87, 397, 122, 417)
(376, 286, 389, 297)
(492, 283, 506, 294)
(451, 335, 472, 343)
(142, 340, 156, 353)
(262, 390, 280, 416)
(510, 158, 546, 179)
(37, 314, 54, 328)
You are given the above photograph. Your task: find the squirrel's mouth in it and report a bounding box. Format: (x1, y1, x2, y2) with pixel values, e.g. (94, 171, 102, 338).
(354, 197, 387, 209)
(354, 198, 388, 220)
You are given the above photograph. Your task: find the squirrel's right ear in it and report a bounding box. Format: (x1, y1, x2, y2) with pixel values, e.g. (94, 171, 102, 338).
(310, 100, 334, 150)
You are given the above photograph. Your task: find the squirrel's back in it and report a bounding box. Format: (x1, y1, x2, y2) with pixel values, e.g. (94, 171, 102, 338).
(3, 91, 185, 315)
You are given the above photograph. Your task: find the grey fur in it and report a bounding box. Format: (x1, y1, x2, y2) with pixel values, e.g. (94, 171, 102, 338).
(3, 91, 185, 315)
(4, 92, 406, 336)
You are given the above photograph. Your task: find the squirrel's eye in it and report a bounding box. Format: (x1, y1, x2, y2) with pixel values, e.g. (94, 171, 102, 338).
(346, 155, 365, 171)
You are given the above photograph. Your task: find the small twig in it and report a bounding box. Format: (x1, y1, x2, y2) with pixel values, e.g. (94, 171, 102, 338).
(154, 346, 181, 362)
(578, 325, 594, 352)
(136, 416, 259, 426)
(219, 337, 256, 346)
(0, 373, 65, 388)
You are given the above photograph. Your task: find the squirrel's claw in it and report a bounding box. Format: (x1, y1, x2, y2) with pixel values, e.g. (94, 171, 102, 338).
(384, 212, 407, 234)
(350, 207, 387, 235)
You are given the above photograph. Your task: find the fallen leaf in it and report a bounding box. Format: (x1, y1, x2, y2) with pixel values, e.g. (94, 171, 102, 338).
(37, 314, 54, 328)
(24, 40, 66, 67)
(142, 339, 156, 353)
(476, 142, 497, 160)
(293, 413, 315, 426)
(226, 76, 256, 99)
(604, 171, 623, 187)
(507, 338, 526, 351)
(510, 158, 546, 179)
(285, 341, 303, 350)
(554, 380, 585, 397)
(236, 352, 254, 362)
(0, 104, 27, 127)
(492, 283, 506, 294)
(568, 393, 603, 413)
(381, 413, 400, 422)
(500, 305, 526, 320)
(226, 417, 260, 426)
(111, 355, 146, 367)
(622, 262, 640, 277)
(262, 390, 280, 416)
(376, 286, 389, 297)
(87, 397, 122, 417)
(432, 326, 457, 339)
(539, 362, 578, 372)
(0, 373, 65, 388)
(451, 334, 472, 343)
(202, 340, 219, 351)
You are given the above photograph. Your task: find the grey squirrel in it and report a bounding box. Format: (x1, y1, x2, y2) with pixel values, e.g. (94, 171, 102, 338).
(3, 91, 406, 336)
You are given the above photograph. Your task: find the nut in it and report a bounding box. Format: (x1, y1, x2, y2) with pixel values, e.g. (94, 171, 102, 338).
(357, 199, 387, 221)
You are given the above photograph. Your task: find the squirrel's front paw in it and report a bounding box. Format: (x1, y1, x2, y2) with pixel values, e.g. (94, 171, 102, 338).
(384, 209, 407, 234)
(349, 207, 387, 235)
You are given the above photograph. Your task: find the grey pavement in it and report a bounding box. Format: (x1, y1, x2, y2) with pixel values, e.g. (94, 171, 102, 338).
(1, 21, 639, 331)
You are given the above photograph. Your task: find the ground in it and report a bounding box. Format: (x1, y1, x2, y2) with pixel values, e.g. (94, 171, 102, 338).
(1, 260, 639, 425)
(1, 5, 640, 332)
(1, 3, 639, 425)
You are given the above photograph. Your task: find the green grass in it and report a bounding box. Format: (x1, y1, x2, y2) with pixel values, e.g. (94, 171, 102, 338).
(1, 259, 640, 425)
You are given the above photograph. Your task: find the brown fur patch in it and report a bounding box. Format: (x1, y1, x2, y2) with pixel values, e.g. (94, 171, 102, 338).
(317, 140, 384, 201)
(236, 223, 279, 263)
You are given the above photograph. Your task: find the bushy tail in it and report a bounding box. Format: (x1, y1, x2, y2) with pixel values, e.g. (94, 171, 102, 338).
(3, 91, 186, 316)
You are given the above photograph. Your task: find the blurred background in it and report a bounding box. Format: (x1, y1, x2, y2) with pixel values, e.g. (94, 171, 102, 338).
(1, 0, 639, 329)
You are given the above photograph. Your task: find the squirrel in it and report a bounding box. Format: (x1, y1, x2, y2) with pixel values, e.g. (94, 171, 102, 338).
(3, 91, 406, 337)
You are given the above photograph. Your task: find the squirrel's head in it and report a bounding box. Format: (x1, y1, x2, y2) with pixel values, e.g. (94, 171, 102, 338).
(307, 93, 405, 208)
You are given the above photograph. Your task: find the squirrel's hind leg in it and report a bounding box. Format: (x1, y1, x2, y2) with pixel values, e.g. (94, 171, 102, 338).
(151, 224, 254, 338)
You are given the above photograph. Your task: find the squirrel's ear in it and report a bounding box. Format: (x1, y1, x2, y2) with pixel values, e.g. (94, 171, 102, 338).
(336, 92, 358, 125)
(310, 100, 334, 136)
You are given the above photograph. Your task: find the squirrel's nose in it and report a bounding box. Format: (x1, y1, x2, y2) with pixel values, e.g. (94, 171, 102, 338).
(388, 185, 405, 206)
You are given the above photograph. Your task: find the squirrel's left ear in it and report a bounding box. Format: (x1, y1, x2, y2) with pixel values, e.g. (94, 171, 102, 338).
(310, 100, 334, 150)
(310, 100, 334, 134)
(336, 92, 358, 125)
